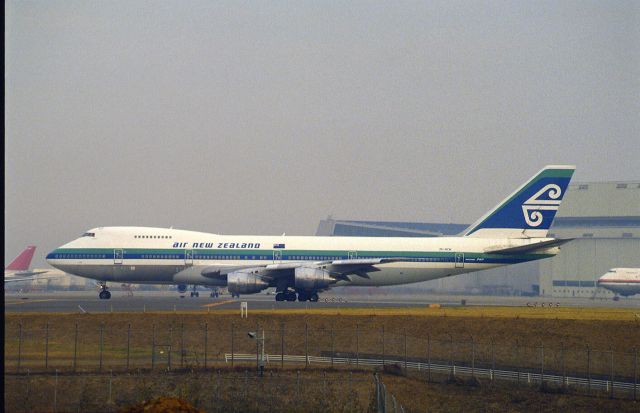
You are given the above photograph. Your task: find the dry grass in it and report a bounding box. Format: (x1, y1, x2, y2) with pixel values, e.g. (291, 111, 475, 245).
(5, 307, 640, 377)
(4, 369, 375, 413)
(382, 373, 639, 413)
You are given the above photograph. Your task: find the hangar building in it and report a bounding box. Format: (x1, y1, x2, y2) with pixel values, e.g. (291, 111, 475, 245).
(316, 181, 640, 298)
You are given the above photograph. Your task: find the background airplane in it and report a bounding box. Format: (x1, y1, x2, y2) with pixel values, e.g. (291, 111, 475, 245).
(597, 268, 640, 300)
(5, 245, 63, 284)
(5, 246, 49, 282)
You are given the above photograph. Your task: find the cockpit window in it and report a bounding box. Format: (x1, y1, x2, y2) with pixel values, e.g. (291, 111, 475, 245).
(82, 232, 95, 237)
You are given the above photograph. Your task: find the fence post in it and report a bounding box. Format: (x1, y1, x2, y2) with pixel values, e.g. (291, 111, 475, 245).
(281, 322, 285, 369)
(204, 322, 208, 370)
(516, 340, 520, 385)
(180, 323, 185, 368)
(587, 345, 591, 394)
(53, 369, 58, 412)
(305, 323, 309, 367)
(17, 323, 23, 373)
(540, 342, 544, 386)
(107, 369, 113, 404)
(231, 323, 235, 367)
(45, 322, 49, 370)
(471, 336, 475, 379)
(449, 334, 454, 379)
(427, 334, 431, 382)
(331, 328, 335, 368)
(349, 371, 353, 395)
(168, 327, 173, 370)
(73, 322, 78, 371)
(256, 323, 260, 372)
(374, 374, 380, 413)
(491, 339, 495, 382)
(381, 326, 385, 367)
(561, 341, 566, 388)
(99, 322, 104, 371)
(216, 370, 221, 401)
(634, 348, 638, 401)
(610, 348, 614, 399)
(151, 324, 155, 369)
(403, 330, 407, 373)
(356, 324, 360, 368)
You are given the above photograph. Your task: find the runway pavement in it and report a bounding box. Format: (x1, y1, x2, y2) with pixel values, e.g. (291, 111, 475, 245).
(5, 290, 640, 313)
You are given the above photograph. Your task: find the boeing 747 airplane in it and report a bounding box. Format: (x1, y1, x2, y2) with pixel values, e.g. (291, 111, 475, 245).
(47, 165, 575, 301)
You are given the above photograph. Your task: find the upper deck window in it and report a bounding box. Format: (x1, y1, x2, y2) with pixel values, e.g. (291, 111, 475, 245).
(82, 232, 95, 237)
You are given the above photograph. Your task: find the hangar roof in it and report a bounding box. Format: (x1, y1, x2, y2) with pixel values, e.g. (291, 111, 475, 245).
(316, 181, 640, 237)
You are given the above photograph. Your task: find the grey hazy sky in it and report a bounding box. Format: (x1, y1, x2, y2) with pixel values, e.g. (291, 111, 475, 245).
(5, 1, 640, 267)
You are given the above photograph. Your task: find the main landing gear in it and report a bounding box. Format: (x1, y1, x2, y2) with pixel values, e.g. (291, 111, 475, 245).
(275, 290, 318, 302)
(190, 285, 199, 298)
(298, 291, 319, 302)
(275, 290, 297, 302)
(98, 283, 111, 300)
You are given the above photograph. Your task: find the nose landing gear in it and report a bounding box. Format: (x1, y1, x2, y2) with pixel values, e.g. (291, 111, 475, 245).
(98, 283, 111, 300)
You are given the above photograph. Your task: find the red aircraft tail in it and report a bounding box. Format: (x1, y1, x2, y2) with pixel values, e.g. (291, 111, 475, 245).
(6, 246, 37, 271)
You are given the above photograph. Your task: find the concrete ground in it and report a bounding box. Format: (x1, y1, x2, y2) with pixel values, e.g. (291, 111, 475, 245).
(5, 290, 639, 313)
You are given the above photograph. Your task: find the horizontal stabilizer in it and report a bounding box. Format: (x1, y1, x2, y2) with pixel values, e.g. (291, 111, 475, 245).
(484, 238, 574, 255)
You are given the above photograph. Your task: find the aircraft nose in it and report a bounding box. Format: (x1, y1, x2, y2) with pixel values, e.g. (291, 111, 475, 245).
(46, 249, 59, 267)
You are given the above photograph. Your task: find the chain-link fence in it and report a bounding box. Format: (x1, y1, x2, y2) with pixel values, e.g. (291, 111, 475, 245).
(5, 321, 639, 400)
(4, 369, 375, 413)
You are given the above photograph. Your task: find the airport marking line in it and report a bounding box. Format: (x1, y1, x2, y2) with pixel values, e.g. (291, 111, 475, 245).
(5, 299, 55, 305)
(201, 300, 235, 308)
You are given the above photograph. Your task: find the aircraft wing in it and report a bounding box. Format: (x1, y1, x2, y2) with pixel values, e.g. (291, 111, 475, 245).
(4, 273, 60, 283)
(200, 258, 407, 281)
(484, 238, 574, 255)
(11, 270, 49, 277)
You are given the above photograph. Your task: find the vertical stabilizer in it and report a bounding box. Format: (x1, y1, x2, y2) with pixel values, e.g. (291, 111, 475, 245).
(6, 246, 37, 271)
(463, 166, 575, 238)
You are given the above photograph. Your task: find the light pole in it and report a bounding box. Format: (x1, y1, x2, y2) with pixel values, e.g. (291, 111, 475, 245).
(248, 330, 265, 376)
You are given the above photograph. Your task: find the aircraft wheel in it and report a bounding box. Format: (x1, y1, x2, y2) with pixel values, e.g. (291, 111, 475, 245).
(309, 293, 319, 302)
(297, 292, 308, 302)
(100, 291, 111, 300)
(275, 293, 285, 301)
(195, 291, 199, 297)
(99, 291, 106, 300)
(190, 292, 194, 297)
(285, 292, 296, 301)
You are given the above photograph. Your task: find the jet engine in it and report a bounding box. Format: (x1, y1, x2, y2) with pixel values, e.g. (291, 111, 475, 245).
(177, 284, 188, 293)
(294, 267, 337, 290)
(227, 271, 269, 295)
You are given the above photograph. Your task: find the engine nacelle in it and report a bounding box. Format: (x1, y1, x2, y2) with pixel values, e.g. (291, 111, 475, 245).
(227, 271, 269, 295)
(295, 267, 337, 291)
(177, 284, 188, 293)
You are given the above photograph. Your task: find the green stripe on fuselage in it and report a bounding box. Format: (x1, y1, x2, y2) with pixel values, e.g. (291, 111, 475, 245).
(51, 248, 552, 261)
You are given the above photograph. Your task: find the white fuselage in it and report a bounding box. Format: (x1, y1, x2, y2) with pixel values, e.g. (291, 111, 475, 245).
(597, 268, 640, 296)
(47, 227, 558, 288)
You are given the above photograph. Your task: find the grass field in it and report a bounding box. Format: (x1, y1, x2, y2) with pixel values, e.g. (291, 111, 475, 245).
(6, 306, 640, 374)
(383, 373, 640, 413)
(5, 306, 640, 412)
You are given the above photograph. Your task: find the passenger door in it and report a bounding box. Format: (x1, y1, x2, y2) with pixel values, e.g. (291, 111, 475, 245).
(114, 249, 123, 265)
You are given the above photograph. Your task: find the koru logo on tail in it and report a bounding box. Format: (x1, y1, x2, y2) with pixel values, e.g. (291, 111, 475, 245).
(521, 184, 562, 227)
